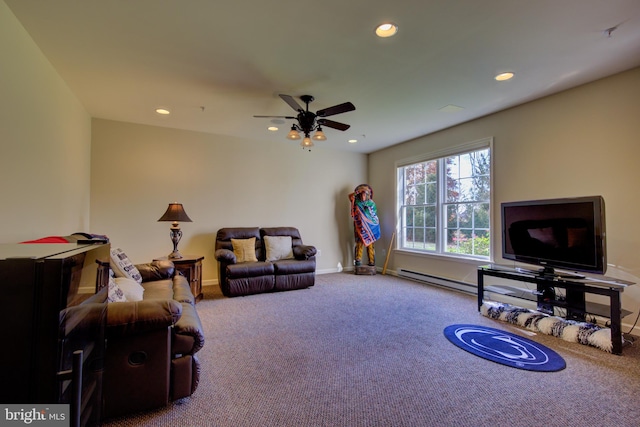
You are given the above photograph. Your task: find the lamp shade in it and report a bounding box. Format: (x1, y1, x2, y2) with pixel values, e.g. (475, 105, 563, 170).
(287, 126, 301, 140)
(158, 203, 192, 223)
(312, 128, 327, 141)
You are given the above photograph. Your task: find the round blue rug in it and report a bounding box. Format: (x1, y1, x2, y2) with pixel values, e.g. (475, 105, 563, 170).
(444, 324, 566, 372)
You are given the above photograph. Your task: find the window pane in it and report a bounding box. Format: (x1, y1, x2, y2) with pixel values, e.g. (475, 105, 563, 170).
(473, 230, 491, 257)
(404, 185, 417, 205)
(425, 206, 436, 227)
(404, 226, 414, 248)
(474, 203, 490, 228)
(405, 207, 415, 226)
(425, 182, 436, 204)
(415, 183, 426, 205)
(425, 228, 436, 251)
(460, 203, 473, 228)
(446, 175, 460, 202)
(414, 207, 425, 227)
(446, 204, 458, 228)
(414, 228, 425, 247)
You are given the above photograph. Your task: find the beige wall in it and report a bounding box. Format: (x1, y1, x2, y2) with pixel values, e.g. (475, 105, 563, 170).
(369, 68, 640, 331)
(0, 0, 91, 243)
(90, 119, 367, 282)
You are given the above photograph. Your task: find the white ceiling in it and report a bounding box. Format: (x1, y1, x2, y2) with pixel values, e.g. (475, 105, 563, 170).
(6, 0, 640, 153)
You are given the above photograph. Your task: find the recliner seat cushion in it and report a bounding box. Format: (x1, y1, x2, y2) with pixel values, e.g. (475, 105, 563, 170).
(274, 272, 315, 291)
(142, 279, 175, 300)
(227, 276, 275, 296)
(272, 259, 316, 275)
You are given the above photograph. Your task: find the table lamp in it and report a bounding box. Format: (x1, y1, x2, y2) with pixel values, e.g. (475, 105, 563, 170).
(158, 202, 192, 259)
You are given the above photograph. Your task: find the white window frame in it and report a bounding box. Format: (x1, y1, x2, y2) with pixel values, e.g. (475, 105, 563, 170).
(396, 137, 493, 261)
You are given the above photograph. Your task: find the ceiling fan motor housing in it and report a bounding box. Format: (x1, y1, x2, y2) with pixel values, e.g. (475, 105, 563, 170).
(298, 111, 317, 134)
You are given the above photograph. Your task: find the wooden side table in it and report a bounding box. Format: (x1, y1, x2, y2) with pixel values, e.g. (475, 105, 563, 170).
(155, 255, 204, 302)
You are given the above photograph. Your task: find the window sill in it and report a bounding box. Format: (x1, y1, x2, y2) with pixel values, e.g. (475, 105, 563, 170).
(394, 248, 490, 266)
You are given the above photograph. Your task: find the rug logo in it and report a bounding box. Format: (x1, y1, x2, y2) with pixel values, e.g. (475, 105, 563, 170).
(453, 326, 549, 367)
(444, 324, 566, 372)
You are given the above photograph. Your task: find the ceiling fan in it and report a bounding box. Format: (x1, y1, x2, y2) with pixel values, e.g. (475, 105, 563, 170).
(254, 94, 355, 149)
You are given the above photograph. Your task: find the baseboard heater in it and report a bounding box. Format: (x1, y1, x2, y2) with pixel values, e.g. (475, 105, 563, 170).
(397, 268, 477, 295)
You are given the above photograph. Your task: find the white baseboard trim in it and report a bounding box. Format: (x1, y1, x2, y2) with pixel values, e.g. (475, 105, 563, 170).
(397, 268, 477, 295)
(203, 278, 217, 287)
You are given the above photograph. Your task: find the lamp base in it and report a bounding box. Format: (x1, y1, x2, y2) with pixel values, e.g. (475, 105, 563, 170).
(168, 250, 183, 259)
(167, 226, 184, 260)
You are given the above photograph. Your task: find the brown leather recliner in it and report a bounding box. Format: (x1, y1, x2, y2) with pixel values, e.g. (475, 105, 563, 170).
(103, 260, 204, 419)
(215, 227, 316, 297)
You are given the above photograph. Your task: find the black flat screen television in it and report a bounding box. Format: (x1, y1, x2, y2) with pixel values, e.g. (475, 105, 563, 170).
(501, 196, 606, 276)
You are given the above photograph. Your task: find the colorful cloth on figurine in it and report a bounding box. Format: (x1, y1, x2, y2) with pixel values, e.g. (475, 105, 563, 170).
(351, 198, 380, 246)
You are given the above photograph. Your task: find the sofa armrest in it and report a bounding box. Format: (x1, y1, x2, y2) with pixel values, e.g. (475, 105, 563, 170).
(174, 303, 205, 355)
(172, 274, 195, 305)
(215, 248, 237, 264)
(107, 300, 182, 338)
(136, 260, 176, 282)
(294, 245, 317, 260)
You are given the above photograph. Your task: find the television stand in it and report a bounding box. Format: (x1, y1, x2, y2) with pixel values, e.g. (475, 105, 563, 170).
(514, 266, 586, 280)
(477, 264, 634, 354)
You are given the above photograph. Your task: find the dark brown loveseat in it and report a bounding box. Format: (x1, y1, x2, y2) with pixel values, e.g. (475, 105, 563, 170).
(214, 227, 316, 297)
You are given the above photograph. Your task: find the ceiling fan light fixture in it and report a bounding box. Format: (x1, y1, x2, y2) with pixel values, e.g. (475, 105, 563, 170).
(375, 22, 398, 38)
(301, 137, 314, 149)
(287, 126, 301, 140)
(312, 127, 327, 141)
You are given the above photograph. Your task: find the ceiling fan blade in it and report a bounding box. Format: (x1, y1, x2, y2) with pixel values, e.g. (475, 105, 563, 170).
(253, 115, 296, 119)
(279, 94, 304, 112)
(316, 102, 355, 117)
(318, 119, 350, 131)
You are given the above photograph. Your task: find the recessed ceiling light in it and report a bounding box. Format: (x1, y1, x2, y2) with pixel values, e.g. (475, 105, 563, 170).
(155, 108, 171, 115)
(495, 72, 514, 81)
(348, 139, 358, 144)
(268, 126, 278, 131)
(375, 22, 398, 38)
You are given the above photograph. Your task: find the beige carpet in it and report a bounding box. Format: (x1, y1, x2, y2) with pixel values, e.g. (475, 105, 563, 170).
(103, 272, 640, 427)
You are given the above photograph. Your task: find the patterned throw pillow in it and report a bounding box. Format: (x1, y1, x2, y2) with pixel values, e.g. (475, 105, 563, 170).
(114, 277, 145, 301)
(107, 277, 127, 303)
(231, 238, 258, 263)
(110, 248, 143, 283)
(264, 235, 294, 261)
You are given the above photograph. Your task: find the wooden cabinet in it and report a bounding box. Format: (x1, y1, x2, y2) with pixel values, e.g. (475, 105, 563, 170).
(155, 255, 204, 302)
(0, 243, 110, 426)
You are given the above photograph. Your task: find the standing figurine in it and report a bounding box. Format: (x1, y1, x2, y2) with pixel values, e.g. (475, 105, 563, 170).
(349, 184, 380, 267)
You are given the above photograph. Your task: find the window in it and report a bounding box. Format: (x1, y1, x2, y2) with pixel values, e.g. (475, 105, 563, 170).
(397, 142, 491, 259)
